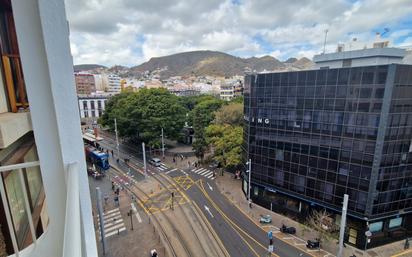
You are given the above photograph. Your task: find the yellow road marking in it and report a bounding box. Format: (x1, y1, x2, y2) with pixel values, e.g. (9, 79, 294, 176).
(219, 185, 319, 257)
(198, 180, 275, 257)
(392, 248, 412, 257)
(192, 201, 231, 257)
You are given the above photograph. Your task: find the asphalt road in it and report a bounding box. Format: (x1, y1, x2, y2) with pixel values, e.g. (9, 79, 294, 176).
(94, 133, 312, 257)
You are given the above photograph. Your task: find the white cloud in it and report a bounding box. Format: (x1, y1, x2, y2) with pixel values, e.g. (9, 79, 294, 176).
(65, 0, 412, 67)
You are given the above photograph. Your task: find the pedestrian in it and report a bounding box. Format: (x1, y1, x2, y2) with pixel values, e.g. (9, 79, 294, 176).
(173, 157, 176, 163)
(111, 181, 115, 191)
(111, 149, 114, 156)
(187, 161, 191, 168)
(104, 194, 109, 205)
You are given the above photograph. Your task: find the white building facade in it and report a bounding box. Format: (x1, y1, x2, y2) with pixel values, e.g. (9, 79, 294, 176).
(0, 1, 97, 257)
(107, 74, 121, 94)
(78, 96, 108, 120)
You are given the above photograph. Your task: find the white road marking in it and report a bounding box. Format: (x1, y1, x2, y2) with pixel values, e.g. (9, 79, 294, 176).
(205, 173, 214, 179)
(131, 203, 142, 223)
(165, 168, 177, 174)
(193, 168, 203, 173)
(102, 227, 126, 239)
(198, 170, 209, 175)
(103, 208, 120, 215)
(103, 212, 121, 220)
(282, 237, 294, 240)
(204, 205, 214, 218)
(207, 182, 213, 191)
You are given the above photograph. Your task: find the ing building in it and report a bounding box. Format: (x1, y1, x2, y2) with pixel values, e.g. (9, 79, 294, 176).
(243, 48, 412, 249)
(75, 73, 96, 95)
(0, 1, 96, 256)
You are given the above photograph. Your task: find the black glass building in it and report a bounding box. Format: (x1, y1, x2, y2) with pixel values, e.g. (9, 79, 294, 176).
(243, 64, 412, 248)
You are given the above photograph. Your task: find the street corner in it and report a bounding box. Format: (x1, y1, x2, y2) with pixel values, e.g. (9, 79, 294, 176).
(173, 175, 195, 190)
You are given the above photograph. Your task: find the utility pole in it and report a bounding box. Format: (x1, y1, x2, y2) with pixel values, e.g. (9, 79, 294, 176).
(128, 209, 134, 230)
(247, 158, 252, 207)
(161, 128, 165, 159)
(96, 187, 106, 255)
(337, 194, 349, 257)
(142, 142, 147, 177)
(114, 118, 120, 160)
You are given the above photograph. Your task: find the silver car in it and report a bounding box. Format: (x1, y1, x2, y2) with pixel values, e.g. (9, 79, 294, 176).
(149, 158, 161, 167)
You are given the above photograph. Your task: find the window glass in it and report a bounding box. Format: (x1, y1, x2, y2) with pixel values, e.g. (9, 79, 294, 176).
(369, 221, 383, 232)
(4, 170, 29, 248)
(389, 217, 403, 228)
(24, 146, 42, 205)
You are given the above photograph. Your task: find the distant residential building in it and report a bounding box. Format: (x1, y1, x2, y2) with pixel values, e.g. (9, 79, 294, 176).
(74, 73, 96, 94)
(169, 88, 201, 97)
(107, 74, 121, 94)
(93, 73, 108, 91)
(78, 95, 108, 122)
(220, 79, 243, 101)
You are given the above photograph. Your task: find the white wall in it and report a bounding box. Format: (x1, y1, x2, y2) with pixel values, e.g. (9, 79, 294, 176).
(12, 1, 97, 256)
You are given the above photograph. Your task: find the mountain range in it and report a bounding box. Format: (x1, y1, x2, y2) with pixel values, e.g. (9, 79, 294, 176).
(74, 50, 315, 78)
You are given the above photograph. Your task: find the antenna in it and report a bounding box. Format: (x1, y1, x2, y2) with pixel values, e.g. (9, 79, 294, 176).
(323, 29, 329, 54)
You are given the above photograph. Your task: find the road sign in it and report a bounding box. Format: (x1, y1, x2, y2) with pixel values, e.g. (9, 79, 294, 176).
(365, 231, 372, 237)
(268, 230, 273, 240)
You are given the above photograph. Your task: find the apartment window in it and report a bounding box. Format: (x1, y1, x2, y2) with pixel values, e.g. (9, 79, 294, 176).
(91, 110, 95, 117)
(0, 5, 28, 112)
(0, 132, 47, 254)
(83, 101, 87, 110)
(90, 101, 95, 110)
(84, 111, 88, 118)
(97, 100, 102, 109)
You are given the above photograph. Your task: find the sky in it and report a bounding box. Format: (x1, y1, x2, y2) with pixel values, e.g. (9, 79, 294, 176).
(65, 0, 412, 67)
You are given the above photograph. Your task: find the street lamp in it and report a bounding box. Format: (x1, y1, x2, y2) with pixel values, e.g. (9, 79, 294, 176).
(114, 118, 120, 161)
(161, 128, 165, 159)
(246, 158, 252, 208)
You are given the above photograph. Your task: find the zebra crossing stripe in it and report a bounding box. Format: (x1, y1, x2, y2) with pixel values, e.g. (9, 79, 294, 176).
(103, 211, 121, 220)
(99, 218, 123, 227)
(193, 168, 203, 173)
(103, 227, 126, 239)
(158, 166, 166, 171)
(165, 168, 177, 174)
(103, 208, 119, 215)
(205, 173, 214, 179)
(198, 170, 209, 175)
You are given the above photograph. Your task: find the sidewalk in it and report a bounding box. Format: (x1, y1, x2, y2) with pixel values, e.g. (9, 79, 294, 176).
(214, 172, 409, 257)
(88, 170, 165, 257)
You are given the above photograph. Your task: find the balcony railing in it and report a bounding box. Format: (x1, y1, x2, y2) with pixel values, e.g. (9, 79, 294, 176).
(1, 54, 29, 113)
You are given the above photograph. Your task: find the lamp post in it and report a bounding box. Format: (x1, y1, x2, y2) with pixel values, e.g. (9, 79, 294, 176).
(246, 158, 252, 207)
(161, 128, 165, 159)
(114, 118, 120, 160)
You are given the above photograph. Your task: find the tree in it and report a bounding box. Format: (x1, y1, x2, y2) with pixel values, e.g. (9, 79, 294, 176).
(230, 95, 244, 104)
(99, 88, 187, 147)
(191, 99, 224, 159)
(307, 209, 339, 246)
(205, 124, 243, 170)
(213, 103, 243, 126)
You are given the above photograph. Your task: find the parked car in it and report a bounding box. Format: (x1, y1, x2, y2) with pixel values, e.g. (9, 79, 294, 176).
(149, 158, 162, 167)
(259, 214, 272, 224)
(306, 239, 320, 249)
(280, 224, 296, 234)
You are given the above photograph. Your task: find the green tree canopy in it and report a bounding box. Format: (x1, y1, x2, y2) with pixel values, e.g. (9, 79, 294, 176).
(205, 124, 243, 170)
(99, 88, 187, 147)
(213, 103, 244, 126)
(191, 98, 224, 159)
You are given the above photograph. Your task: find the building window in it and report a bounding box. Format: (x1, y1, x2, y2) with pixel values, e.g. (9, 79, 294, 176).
(83, 101, 87, 110)
(97, 100, 102, 109)
(84, 111, 88, 118)
(389, 217, 402, 229)
(369, 221, 383, 232)
(90, 101, 95, 110)
(91, 110, 95, 117)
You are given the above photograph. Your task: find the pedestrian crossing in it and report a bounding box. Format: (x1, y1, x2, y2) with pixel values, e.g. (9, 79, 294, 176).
(157, 164, 169, 171)
(190, 167, 216, 180)
(97, 208, 126, 239)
